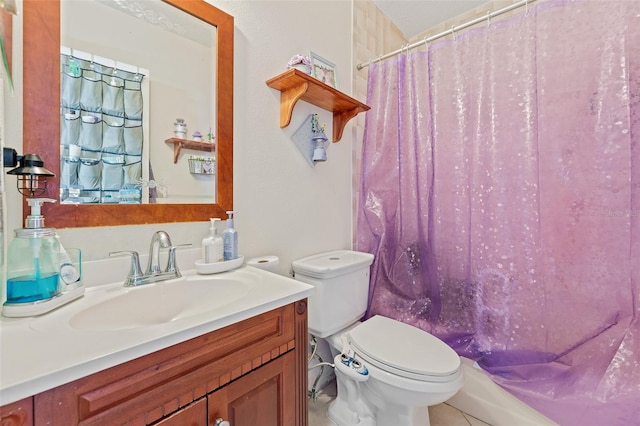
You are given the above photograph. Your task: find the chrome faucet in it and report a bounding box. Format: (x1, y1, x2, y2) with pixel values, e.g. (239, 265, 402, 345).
(110, 231, 188, 287)
(147, 230, 172, 275)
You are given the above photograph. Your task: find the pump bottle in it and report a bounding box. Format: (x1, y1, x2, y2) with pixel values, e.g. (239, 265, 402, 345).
(3, 198, 84, 318)
(202, 218, 224, 263)
(223, 211, 238, 261)
(5, 198, 60, 304)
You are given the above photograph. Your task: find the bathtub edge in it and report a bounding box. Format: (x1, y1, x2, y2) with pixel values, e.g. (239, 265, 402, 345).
(446, 357, 559, 426)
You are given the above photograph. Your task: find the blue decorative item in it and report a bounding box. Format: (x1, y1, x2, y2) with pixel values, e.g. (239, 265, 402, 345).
(291, 114, 329, 166)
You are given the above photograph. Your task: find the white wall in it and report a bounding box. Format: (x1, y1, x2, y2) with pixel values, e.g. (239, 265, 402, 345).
(4, 0, 356, 276)
(224, 0, 355, 274)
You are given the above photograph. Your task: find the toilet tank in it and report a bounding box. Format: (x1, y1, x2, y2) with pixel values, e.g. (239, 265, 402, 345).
(292, 250, 374, 338)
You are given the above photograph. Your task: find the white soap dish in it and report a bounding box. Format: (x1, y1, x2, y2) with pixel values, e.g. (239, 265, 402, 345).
(195, 255, 244, 274)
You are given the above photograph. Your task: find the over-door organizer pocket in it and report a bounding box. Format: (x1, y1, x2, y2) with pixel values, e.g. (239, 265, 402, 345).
(102, 121, 125, 154)
(102, 77, 125, 117)
(61, 158, 79, 188)
(123, 161, 142, 185)
(78, 159, 101, 190)
(102, 157, 125, 190)
(78, 119, 103, 151)
(124, 88, 143, 119)
(124, 124, 143, 155)
(80, 73, 103, 112)
(61, 73, 81, 109)
(61, 114, 81, 146)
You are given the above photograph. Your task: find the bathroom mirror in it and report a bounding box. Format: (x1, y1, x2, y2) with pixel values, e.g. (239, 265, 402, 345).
(60, 0, 219, 206)
(22, 0, 234, 227)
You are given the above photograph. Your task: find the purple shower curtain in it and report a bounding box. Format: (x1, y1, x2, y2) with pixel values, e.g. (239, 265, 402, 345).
(356, 1, 640, 424)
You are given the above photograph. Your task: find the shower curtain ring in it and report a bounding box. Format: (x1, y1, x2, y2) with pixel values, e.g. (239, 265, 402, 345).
(486, 11, 491, 27)
(423, 36, 429, 48)
(451, 25, 457, 41)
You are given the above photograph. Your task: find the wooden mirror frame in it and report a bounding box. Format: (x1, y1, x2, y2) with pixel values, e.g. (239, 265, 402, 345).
(22, 0, 233, 228)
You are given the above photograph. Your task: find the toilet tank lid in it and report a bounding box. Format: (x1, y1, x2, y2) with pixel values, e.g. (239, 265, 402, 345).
(292, 250, 374, 279)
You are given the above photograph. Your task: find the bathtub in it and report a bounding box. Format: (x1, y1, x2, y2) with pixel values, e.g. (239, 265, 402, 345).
(447, 357, 559, 426)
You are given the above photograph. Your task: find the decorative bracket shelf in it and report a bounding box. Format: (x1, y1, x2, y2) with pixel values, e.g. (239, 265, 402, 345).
(165, 138, 216, 163)
(266, 69, 370, 142)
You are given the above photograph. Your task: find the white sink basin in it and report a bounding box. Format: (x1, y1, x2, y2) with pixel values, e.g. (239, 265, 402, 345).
(69, 277, 249, 331)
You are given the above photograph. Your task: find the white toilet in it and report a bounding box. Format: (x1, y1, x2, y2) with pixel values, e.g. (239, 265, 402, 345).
(292, 250, 463, 426)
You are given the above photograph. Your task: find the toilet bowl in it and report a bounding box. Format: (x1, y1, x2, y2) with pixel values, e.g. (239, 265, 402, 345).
(292, 250, 463, 426)
(325, 315, 463, 426)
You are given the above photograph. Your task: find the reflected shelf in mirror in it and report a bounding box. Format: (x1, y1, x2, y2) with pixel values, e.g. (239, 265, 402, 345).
(166, 138, 216, 164)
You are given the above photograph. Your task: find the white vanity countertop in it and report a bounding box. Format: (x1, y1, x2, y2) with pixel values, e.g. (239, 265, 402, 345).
(0, 265, 313, 406)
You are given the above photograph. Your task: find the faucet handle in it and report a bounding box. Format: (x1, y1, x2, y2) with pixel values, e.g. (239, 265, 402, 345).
(109, 250, 144, 287)
(165, 243, 192, 273)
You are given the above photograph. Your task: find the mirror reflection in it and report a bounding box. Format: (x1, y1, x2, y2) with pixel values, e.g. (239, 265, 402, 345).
(22, 0, 233, 228)
(60, 0, 217, 205)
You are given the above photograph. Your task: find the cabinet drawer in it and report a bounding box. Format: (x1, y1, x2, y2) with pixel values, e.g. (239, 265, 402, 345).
(35, 304, 295, 425)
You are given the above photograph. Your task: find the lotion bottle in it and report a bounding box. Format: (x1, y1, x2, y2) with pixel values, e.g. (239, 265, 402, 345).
(202, 218, 223, 263)
(223, 211, 238, 261)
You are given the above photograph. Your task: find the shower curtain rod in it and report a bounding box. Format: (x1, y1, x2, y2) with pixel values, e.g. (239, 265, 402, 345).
(356, 0, 537, 70)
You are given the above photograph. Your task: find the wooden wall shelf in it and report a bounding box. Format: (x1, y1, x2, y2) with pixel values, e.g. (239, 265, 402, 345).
(165, 138, 216, 163)
(266, 69, 370, 142)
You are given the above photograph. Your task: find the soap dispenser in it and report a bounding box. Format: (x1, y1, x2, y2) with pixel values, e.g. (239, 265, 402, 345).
(202, 218, 224, 264)
(223, 211, 238, 261)
(3, 198, 84, 318)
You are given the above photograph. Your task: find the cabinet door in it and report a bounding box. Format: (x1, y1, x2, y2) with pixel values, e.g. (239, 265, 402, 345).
(0, 398, 33, 426)
(155, 398, 206, 426)
(208, 351, 296, 426)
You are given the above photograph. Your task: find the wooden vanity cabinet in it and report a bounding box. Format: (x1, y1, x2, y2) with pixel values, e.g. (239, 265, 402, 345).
(8, 301, 308, 426)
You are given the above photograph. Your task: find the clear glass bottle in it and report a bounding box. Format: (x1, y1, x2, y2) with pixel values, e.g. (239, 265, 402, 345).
(6, 228, 61, 304)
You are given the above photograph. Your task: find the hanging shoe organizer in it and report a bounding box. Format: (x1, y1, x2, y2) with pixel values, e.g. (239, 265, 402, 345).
(60, 48, 148, 204)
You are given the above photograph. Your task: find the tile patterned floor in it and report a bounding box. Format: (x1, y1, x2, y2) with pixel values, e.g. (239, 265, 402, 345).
(308, 391, 491, 426)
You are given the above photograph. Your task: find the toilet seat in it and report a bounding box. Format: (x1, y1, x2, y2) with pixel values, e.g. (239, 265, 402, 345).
(347, 315, 460, 382)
